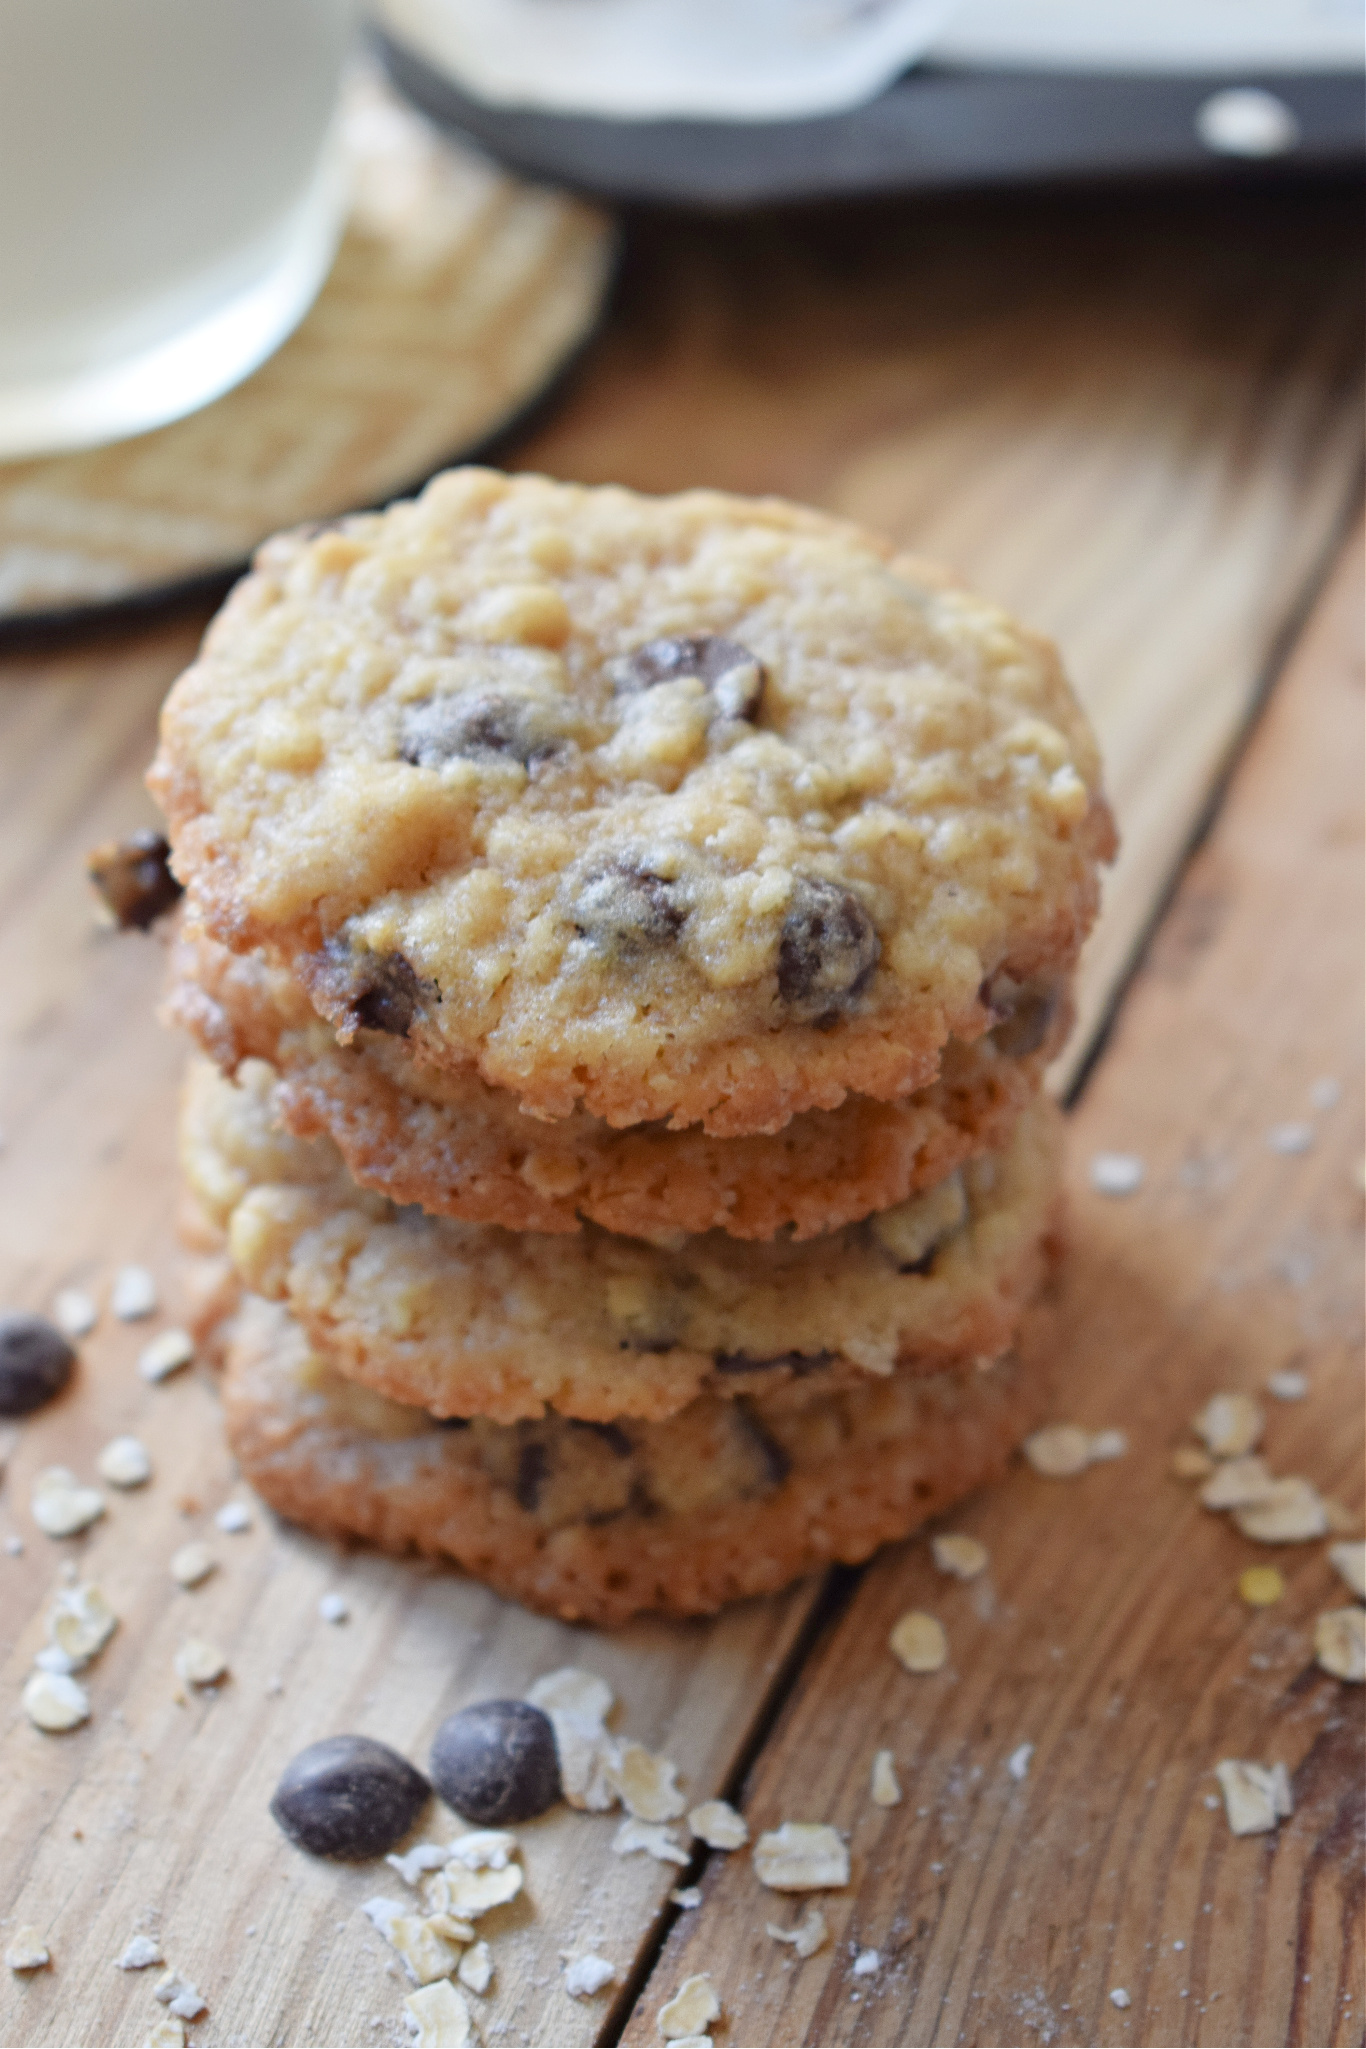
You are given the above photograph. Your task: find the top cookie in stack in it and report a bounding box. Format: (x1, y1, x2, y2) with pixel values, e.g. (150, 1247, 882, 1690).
(151, 471, 1113, 1620)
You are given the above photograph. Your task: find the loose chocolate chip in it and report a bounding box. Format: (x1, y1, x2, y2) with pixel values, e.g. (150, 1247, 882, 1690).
(983, 974, 1059, 1059)
(514, 1440, 548, 1512)
(86, 831, 183, 931)
(735, 1402, 792, 1489)
(429, 1699, 562, 1825)
(713, 1349, 835, 1377)
(572, 863, 688, 951)
(611, 635, 765, 722)
(777, 876, 880, 1011)
(270, 1735, 430, 1859)
(0, 1315, 77, 1418)
(400, 692, 565, 769)
(352, 953, 424, 1037)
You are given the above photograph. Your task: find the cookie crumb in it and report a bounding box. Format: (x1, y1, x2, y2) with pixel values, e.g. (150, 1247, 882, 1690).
(670, 1886, 702, 1909)
(1314, 1607, 1365, 1682)
(116, 1934, 163, 1970)
(403, 1979, 473, 2046)
(1007, 1742, 1034, 1782)
(563, 1953, 616, 1998)
(870, 1751, 902, 1807)
(98, 1436, 153, 1488)
(767, 1903, 829, 1957)
(138, 1329, 194, 1384)
(170, 1542, 216, 1589)
(852, 1948, 881, 1977)
(610, 1817, 688, 1865)
(1266, 1122, 1313, 1156)
(1194, 1393, 1263, 1459)
(1090, 1153, 1144, 1196)
(174, 1638, 228, 1687)
(23, 1669, 90, 1732)
(31, 1466, 105, 1537)
(753, 1821, 849, 1891)
(1109, 1988, 1131, 2010)
(6, 1927, 50, 1972)
(153, 1966, 208, 2020)
(111, 1266, 158, 1321)
(1215, 1759, 1293, 1835)
(53, 1288, 98, 1338)
(318, 1592, 349, 1624)
(1022, 1425, 1091, 1478)
(931, 1532, 987, 1580)
(659, 1973, 721, 2041)
(215, 1501, 252, 1533)
(1233, 1477, 1329, 1543)
(48, 1581, 118, 1666)
(1266, 1368, 1308, 1402)
(1088, 1428, 1129, 1463)
(890, 1610, 948, 1673)
(688, 1798, 747, 1849)
(1239, 1566, 1284, 1607)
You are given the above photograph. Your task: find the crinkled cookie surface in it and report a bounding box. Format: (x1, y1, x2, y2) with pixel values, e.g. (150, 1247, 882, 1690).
(151, 471, 1113, 1134)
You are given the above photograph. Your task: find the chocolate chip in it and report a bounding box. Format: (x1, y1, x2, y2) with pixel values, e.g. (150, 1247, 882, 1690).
(570, 1419, 634, 1457)
(270, 1735, 430, 1859)
(429, 1700, 561, 1825)
(86, 831, 183, 931)
(514, 1440, 548, 1512)
(983, 975, 1060, 1059)
(735, 1402, 792, 1489)
(777, 876, 880, 1012)
(0, 1315, 76, 1417)
(400, 692, 565, 769)
(610, 635, 765, 722)
(572, 863, 688, 951)
(352, 954, 424, 1037)
(712, 1349, 835, 1377)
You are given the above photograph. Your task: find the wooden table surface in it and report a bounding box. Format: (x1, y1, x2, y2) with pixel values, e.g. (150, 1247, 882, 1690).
(0, 178, 1362, 2049)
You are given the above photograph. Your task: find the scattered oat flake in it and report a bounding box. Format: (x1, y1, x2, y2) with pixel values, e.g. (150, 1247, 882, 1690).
(362, 1899, 466, 1986)
(932, 1532, 987, 1579)
(1023, 1424, 1092, 1478)
(1314, 1607, 1365, 1682)
(1239, 1566, 1285, 1607)
(852, 1948, 881, 1977)
(98, 1435, 153, 1488)
(890, 1610, 947, 1672)
(1007, 1742, 1034, 1781)
(1233, 1477, 1329, 1543)
(49, 1582, 117, 1666)
(456, 1939, 492, 1995)
(423, 1860, 522, 1918)
(117, 1934, 164, 1970)
(1110, 1988, 1131, 2009)
(215, 1500, 252, 1533)
(53, 1287, 98, 1337)
(23, 1669, 89, 1732)
(31, 1466, 105, 1537)
(171, 1541, 216, 1588)
(403, 1979, 473, 2047)
(1200, 1455, 1275, 1510)
(605, 1738, 685, 1821)
(1090, 1152, 1144, 1195)
(153, 1967, 207, 2020)
(111, 1266, 158, 1320)
(870, 1750, 902, 1808)
(753, 1821, 850, 1892)
(525, 1665, 617, 1811)
(659, 1973, 721, 2041)
(174, 1637, 228, 1687)
(446, 1830, 518, 1871)
(1088, 1428, 1129, 1463)
(387, 1843, 452, 1887)
(1194, 1392, 1263, 1459)
(670, 1886, 702, 1909)
(563, 1953, 616, 1998)
(767, 1903, 829, 1957)
(611, 1816, 689, 1865)
(6, 1926, 50, 1972)
(1266, 1368, 1308, 1402)
(1215, 1759, 1293, 1835)
(318, 1592, 349, 1623)
(139, 1328, 194, 1383)
(1324, 1542, 1364, 1604)
(1267, 1122, 1313, 1155)
(1171, 1445, 1214, 1481)
(145, 2021, 187, 2049)
(688, 1798, 747, 1849)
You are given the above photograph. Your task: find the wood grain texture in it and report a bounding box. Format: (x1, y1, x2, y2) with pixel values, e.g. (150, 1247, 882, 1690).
(622, 533, 1365, 2049)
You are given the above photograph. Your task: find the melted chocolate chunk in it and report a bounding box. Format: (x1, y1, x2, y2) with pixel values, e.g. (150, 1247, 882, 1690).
(514, 1439, 549, 1512)
(777, 876, 880, 1011)
(982, 973, 1059, 1059)
(712, 1349, 835, 1377)
(400, 691, 565, 769)
(352, 953, 425, 1037)
(0, 1314, 76, 1417)
(270, 1735, 430, 1860)
(735, 1402, 792, 1489)
(430, 1700, 561, 1825)
(86, 831, 183, 931)
(611, 634, 765, 722)
(573, 863, 688, 951)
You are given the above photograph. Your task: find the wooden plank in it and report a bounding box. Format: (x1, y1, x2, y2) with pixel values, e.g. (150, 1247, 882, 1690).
(623, 531, 1364, 2049)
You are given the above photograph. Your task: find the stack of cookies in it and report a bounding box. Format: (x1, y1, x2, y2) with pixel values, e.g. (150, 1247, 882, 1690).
(151, 471, 1114, 1627)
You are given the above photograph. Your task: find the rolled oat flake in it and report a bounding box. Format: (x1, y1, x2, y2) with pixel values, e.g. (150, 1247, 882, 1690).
(430, 1699, 561, 1825)
(271, 1734, 431, 1859)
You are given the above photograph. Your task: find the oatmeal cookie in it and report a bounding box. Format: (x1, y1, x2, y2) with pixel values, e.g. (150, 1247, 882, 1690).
(181, 1054, 1064, 1423)
(223, 1293, 1054, 1626)
(168, 913, 1069, 1242)
(150, 471, 1113, 1137)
